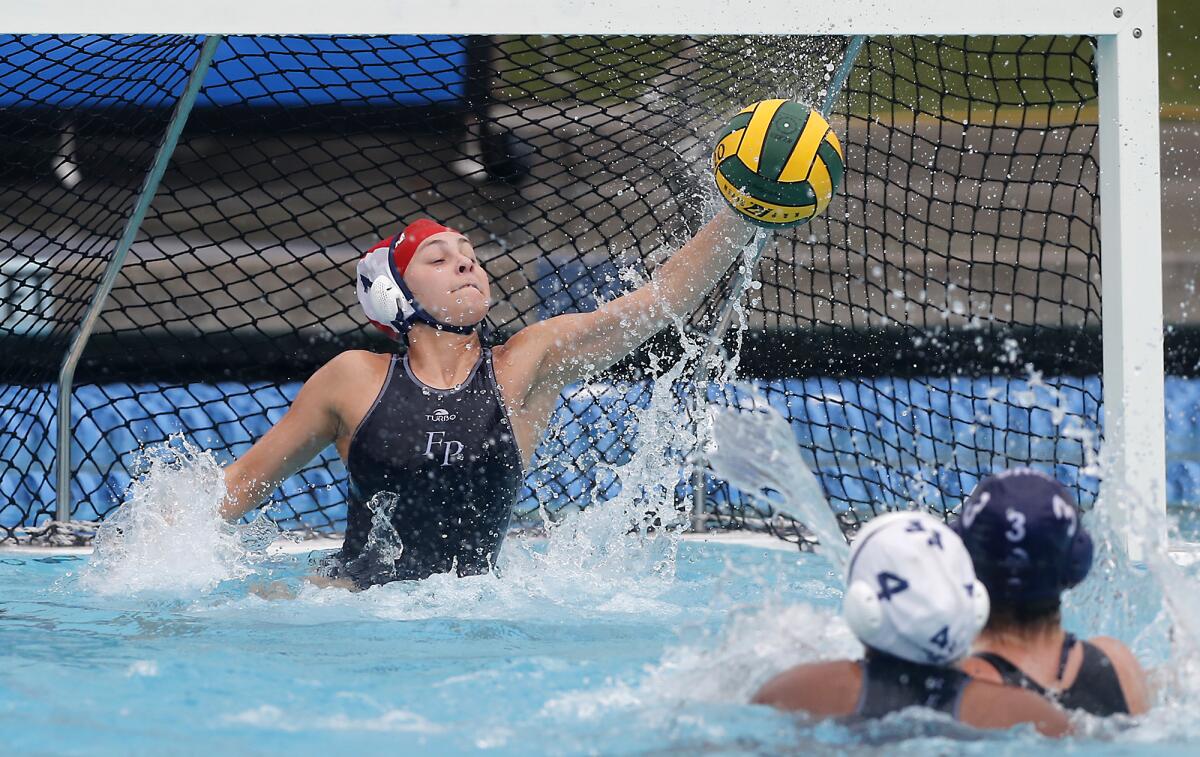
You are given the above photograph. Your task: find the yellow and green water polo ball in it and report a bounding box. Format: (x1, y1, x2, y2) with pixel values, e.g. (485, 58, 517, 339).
(712, 99, 845, 228)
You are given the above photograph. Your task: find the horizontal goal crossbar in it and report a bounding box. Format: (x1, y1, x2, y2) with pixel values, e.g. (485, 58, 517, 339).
(2, 1, 1156, 36)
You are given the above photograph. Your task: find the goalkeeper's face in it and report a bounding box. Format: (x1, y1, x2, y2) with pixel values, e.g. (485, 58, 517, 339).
(403, 231, 492, 328)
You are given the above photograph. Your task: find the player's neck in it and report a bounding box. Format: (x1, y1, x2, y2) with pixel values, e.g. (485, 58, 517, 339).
(975, 623, 1065, 659)
(975, 623, 1073, 689)
(406, 326, 483, 388)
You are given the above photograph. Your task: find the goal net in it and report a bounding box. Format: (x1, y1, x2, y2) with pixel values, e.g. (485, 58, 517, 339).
(0, 33, 1104, 546)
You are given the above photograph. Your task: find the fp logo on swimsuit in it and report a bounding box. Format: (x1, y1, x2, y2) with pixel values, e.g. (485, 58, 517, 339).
(424, 431, 464, 466)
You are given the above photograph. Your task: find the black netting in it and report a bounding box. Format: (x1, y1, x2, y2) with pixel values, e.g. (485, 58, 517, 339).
(702, 36, 1103, 545)
(0, 34, 1101, 547)
(0, 35, 203, 537)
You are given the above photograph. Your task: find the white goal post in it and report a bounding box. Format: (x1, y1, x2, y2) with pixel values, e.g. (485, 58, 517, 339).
(3, 0, 1166, 530)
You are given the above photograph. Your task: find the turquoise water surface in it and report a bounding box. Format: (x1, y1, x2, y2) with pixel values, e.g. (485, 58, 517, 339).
(2, 533, 1198, 755)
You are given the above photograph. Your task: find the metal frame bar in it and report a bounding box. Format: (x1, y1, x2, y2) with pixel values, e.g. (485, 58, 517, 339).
(54, 35, 224, 521)
(1097, 17, 1167, 554)
(1, 0, 1148, 35)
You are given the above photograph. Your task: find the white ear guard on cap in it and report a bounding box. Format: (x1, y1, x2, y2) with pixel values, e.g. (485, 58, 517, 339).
(356, 243, 423, 337)
(356, 236, 479, 337)
(367, 275, 415, 324)
(843, 511, 990, 665)
(970, 577, 990, 634)
(843, 578, 884, 640)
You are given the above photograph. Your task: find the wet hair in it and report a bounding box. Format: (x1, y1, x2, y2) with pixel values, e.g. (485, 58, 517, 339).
(984, 598, 1062, 636)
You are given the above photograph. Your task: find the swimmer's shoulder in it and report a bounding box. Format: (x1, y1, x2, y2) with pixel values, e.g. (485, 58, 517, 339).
(959, 678, 1071, 737)
(310, 350, 393, 391)
(959, 653, 1005, 684)
(751, 659, 862, 717)
(1086, 635, 1150, 714)
(305, 351, 394, 424)
(322, 349, 393, 375)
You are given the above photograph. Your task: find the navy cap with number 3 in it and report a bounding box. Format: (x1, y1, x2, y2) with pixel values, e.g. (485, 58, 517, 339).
(950, 468, 1094, 604)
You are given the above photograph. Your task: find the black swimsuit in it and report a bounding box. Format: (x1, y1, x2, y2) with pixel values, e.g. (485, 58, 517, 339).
(855, 653, 970, 720)
(973, 633, 1130, 716)
(333, 349, 524, 588)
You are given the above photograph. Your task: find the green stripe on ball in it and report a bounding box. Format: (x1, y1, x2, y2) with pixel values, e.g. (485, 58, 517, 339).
(757, 103, 812, 182)
(724, 110, 753, 134)
(817, 140, 845, 189)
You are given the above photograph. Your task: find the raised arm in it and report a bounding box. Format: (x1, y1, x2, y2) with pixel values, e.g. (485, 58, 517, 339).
(219, 354, 347, 520)
(519, 209, 756, 391)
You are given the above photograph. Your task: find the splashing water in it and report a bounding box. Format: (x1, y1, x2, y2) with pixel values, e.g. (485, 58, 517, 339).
(324, 492, 405, 585)
(965, 349, 1200, 723)
(76, 319, 714, 613)
(79, 435, 277, 595)
(1056, 440, 1200, 744)
(706, 398, 849, 569)
(508, 346, 705, 596)
(282, 344, 720, 621)
(544, 601, 857, 721)
(553, 376, 1200, 745)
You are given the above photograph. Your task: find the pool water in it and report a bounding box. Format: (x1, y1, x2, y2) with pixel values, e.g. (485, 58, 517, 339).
(3, 532, 1200, 756)
(4, 373, 1200, 755)
(0, 538, 835, 755)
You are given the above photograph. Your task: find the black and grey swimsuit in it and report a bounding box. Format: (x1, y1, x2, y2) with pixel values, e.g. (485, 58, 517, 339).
(332, 349, 524, 588)
(973, 633, 1130, 716)
(854, 653, 971, 720)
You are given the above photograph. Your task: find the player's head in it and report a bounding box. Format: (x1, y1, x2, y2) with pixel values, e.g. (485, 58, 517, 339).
(843, 511, 989, 665)
(355, 219, 491, 338)
(950, 468, 1093, 630)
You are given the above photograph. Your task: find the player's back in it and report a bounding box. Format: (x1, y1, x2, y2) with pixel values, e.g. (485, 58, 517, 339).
(753, 654, 1069, 737)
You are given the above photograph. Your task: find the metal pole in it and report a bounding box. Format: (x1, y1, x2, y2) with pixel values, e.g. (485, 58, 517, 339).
(55, 35, 223, 522)
(820, 35, 865, 116)
(690, 35, 866, 532)
(1096, 24, 1166, 561)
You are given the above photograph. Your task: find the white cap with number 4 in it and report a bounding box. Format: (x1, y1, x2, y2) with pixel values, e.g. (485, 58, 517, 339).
(842, 511, 990, 665)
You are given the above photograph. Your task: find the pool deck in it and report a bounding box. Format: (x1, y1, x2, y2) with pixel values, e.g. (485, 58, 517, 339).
(0, 530, 803, 557)
(6, 531, 1200, 563)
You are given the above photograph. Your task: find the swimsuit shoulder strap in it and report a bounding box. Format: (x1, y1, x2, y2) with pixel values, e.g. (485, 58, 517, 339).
(971, 652, 1050, 696)
(856, 654, 967, 720)
(1056, 632, 1077, 681)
